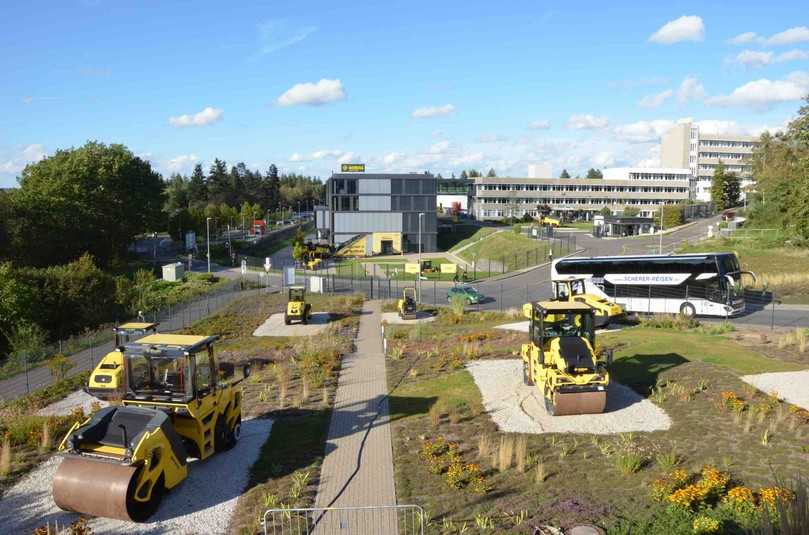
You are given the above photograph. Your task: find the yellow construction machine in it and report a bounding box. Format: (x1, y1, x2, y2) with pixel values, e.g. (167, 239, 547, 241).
(397, 287, 418, 320)
(285, 285, 312, 325)
(87, 322, 160, 400)
(520, 301, 611, 416)
(538, 215, 560, 227)
(53, 334, 247, 521)
(553, 276, 624, 328)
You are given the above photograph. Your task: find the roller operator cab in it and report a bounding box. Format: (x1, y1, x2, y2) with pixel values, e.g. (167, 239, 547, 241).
(397, 287, 418, 320)
(520, 301, 612, 416)
(87, 322, 159, 400)
(285, 286, 312, 325)
(553, 276, 624, 328)
(53, 334, 249, 522)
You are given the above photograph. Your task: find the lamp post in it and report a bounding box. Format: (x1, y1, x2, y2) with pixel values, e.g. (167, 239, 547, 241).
(206, 217, 213, 273)
(418, 212, 424, 302)
(659, 204, 664, 254)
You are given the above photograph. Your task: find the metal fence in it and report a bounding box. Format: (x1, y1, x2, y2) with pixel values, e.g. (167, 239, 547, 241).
(263, 505, 425, 535)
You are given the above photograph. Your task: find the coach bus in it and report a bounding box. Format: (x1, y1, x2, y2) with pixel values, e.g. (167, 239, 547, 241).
(552, 253, 755, 317)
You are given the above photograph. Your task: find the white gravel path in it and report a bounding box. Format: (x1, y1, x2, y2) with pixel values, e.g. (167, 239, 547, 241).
(494, 321, 624, 335)
(741, 370, 809, 410)
(0, 418, 273, 534)
(467, 359, 671, 435)
(36, 390, 108, 417)
(253, 312, 332, 336)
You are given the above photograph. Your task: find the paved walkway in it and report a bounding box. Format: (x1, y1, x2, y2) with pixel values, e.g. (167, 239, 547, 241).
(314, 301, 398, 531)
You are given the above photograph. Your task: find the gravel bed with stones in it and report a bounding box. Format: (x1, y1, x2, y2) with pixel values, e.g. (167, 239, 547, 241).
(741, 370, 809, 410)
(467, 359, 671, 435)
(36, 390, 109, 417)
(0, 418, 273, 534)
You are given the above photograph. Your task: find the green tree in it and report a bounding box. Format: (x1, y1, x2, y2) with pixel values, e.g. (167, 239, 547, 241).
(486, 168, 496, 177)
(723, 172, 741, 208)
(2, 320, 47, 368)
(47, 353, 74, 382)
(599, 206, 612, 216)
(460, 170, 468, 179)
(187, 164, 207, 205)
(622, 206, 639, 217)
(9, 142, 163, 267)
(711, 161, 728, 212)
(207, 159, 230, 204)
(660, 204, 684, 229)
(560, 169, 571, 179)
(586, 168, 603, 178)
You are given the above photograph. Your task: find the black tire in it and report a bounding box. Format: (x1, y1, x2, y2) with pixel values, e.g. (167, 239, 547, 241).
(680, 302, 696, 319)
(214, 417, 230, 452)
(222, 416, 241, 450)
(128, 474, 164, 522)
(284, 314, 290, 325)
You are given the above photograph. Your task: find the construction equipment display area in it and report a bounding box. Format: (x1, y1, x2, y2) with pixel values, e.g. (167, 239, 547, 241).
(380, 311, 436, 325)
(252, 312, 333, 336)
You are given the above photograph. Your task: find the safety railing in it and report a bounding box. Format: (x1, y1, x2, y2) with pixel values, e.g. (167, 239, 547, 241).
(263, 504, 425, 535)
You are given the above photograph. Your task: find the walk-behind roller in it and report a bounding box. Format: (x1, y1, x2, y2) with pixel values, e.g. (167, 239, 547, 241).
(397, 287, 418, 320)
(520, 301, 612, 416)
(53, 334, 249, 522)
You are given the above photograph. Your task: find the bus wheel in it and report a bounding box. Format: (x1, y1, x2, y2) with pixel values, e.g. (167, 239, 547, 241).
(680, 302, 696, 318)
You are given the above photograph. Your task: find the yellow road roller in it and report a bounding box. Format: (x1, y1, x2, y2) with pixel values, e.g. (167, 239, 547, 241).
(285, 285, 311, 325)
(53, 334, 247, 522)
(397, 287, 418, 320)
(553, 276, 624, 328)
(520, 301, 611, 416)
(87, 322, 159, 400)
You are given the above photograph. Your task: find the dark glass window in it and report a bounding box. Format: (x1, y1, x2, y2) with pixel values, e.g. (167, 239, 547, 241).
(340, 197, 351, 211)
(398, 196, 412, 211)
(335, 180, 346, 194)
(413, 196, 427, 211)
(405, 180, 419, 194)
(391, 179, 403, 194)
(347, 180, 357, 194)
(421, 180, 436, 194)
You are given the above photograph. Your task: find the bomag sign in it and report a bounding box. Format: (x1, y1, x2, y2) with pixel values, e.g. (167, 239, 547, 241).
(341, 163, 365, 172)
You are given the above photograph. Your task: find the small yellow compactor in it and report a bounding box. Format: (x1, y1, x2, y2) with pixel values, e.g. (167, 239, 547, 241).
(87, 322, 159, 400)
(285, 286, 312, 325)
(53, 334, 247, 522)
(553, 276, 624, 328)
(397, 287, 418, 320)
(520, 301, 611, 416)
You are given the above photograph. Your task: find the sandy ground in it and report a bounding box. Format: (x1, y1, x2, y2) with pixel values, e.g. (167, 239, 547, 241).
(37, 390, 109, 417)
(467, 359, 671, 434)
(741, 370, 809, 411)
(252, 312, 332, 336)
(380, 311, 437, 325)
(0, 419, 273, 534)
(494, 321, 624, 335)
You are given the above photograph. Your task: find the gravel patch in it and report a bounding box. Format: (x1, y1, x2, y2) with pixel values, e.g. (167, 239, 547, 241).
(467, 359, 671, 435)
(37, 390, 109, 417)
(494, 321, 625, 335)
(0, 418, 273, 534)
(741, 370, 809, 410)
(253, 312, 332, 336)
(380, 311, 436, 325)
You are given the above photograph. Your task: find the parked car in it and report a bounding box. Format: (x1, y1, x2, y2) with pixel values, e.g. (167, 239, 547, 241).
(447, 285, 484, 304)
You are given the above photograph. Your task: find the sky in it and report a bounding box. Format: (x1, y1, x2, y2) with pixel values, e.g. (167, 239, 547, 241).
(1, 1, 809, 186)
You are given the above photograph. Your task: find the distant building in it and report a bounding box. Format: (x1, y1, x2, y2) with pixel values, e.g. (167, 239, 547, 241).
(471, 167, 691, 221)
(437, 178, 472, 214)
(661, 121, 758, 202)
(315, 173, 437, 254)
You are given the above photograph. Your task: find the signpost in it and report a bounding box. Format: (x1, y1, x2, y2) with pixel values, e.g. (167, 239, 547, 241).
(341, 163, 365, 173)
(264, 257, 272, 272)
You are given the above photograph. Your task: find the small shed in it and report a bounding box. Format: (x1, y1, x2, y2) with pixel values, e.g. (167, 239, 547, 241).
(601, 216, 656, 237)
(162, 262, 185, 282)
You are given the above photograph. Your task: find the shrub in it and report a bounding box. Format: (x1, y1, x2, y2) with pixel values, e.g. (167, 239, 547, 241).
(47, 354, 74, 382)
(615, 452, 644, 475)
(692, 515, 721, 534)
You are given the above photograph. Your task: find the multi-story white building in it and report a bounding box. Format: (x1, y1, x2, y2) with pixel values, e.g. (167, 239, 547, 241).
(661, 122, 758, 202)
(471, 167, 692, 221)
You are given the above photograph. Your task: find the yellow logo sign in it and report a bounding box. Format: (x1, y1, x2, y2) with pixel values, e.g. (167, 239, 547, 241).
(404, 263, 420, 274)
(341, 163, 365, 172)
(440, 263, 457, 274)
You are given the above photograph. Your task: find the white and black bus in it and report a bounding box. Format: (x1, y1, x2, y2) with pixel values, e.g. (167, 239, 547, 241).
(552, 253, 755, 317)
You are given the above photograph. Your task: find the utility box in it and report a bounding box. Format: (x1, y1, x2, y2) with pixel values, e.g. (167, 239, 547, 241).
(162, 262, 185, 282)
(310, 276, 324, 294)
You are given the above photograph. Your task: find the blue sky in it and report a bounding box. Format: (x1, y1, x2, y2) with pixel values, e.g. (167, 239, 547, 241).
(1, 1, 808, 186)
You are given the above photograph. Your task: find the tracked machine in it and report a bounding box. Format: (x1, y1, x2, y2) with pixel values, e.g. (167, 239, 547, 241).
(397, 287, 418, 320)
(87, 322, 159, 400)
(553, 276, 624, 328)
(53, 334, 248, 521)
(520, 301, 611, 416)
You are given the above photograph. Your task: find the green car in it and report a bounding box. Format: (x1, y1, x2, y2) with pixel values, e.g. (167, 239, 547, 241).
(447, 285, 484, 304)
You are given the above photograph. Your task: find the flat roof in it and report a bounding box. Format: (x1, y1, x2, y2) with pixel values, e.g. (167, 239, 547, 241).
(330, 173, 434, 180)
(132, 334, 217, 348)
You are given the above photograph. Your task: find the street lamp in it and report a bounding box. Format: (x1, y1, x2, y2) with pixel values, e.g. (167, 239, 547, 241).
(418, 212, 424, 302)
(206, 217, 214, 273)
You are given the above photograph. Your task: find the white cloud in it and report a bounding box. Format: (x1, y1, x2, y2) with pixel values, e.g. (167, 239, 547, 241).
(677, 76, 705, 104)
(477, 134, 507, 143)
(634, 145, 662, 168)
(776, 49, 809, 62)
(566, 114, 609, 130)
(165, 154, 199, 173)
(528, 119, 551, 130)
(735, 50, 774, 68)
(429, 140, 450, 154)
(448, 152, 484, 166)
(638, 89, 673, 109)
(729, 26, 809, 47)
(0, 143, 47, 176)
(592, 151, 616, 167)
(706, 71, 809, 111)
(411, 104, 455, 119)
(729, 32, 758, 45)
(382, 152, 406, 166)
(336, 152, 355, 164)
(288, 149, 350, 162)
(257, 19, 317, 55)
(614, 120, 675, 143)
(766, 26, 809, 46)
(276, 79, 346, 107)
(168, 106, 223, 127)
(649, 16, 704, 44)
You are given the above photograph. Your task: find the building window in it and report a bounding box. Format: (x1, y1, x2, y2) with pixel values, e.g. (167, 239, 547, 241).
(405, 180, 419, 194)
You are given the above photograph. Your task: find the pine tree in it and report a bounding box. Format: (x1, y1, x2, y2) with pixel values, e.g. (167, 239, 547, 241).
(460, 170, 468, 179)
(188, 164, 207, 206)
(711, 161, 727, 211)
(207, 159, 230, 204)
(486, 168, 496, 177)
(560, 169, 571, 179)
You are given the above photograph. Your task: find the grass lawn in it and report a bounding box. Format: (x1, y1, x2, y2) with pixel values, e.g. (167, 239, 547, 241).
(441, 226, 499, 252)
(562, 221, 594, 231)
(386, 312, 809, 534)
(455, 230, 551, 272)
(678, 237, 809, 304)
